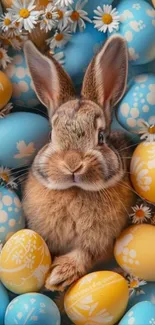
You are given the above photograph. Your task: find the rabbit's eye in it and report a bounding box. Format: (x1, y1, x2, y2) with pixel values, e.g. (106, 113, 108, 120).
(98, 130, 105, 145)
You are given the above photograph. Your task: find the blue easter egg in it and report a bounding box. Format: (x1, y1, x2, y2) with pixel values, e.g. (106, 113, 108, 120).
(0, 187, 25, 245)
(4, 293, 61, 325)
(128, 282, 155, 310)
(116, 73, 155, 132)
(4, 49, 40, 108)
(119, 301, 155, 325)
(58, 22, 107, 86)
(111, 0, 155, 65)
(0, 112, 50, 168)
(0, 282, 10, 325)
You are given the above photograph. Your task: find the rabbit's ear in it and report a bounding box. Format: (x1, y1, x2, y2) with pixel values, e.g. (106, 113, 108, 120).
(81, 35, 128, 124)
(24, 41, 75, 118)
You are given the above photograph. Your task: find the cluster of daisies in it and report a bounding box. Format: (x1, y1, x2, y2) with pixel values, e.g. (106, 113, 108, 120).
(0, 0, 121, 70)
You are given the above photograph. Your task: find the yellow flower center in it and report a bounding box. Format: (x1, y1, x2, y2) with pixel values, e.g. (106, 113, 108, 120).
(19, 8, 30, 18)
(0, 51, 3, 59)
(46, 12, 52, 19)
(4, 18, 11, 26)
(71, 11, 80, 21)
(148, 125, 155, 134)
(57, 9, 63, 20)
(102, 13, 113, 24)
(130, 280, 139, 288)
(0, 172, 9, 182)
(55, 33, 64, 41)
(135, 209, 145, 219)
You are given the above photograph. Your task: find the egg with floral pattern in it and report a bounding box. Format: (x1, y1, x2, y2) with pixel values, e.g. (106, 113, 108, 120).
(56, 22, 107, 87)
(0, 229, 52, 294)
(130, 141, 155, 203)
(0, 282, 10, 325)
(0, 187, 25, 245)
(5, 293, 60, 325)
(64, 271, 129, 325)
(0, 71, 12, 111)
(114, 224, 155, 281)
(0, 112, 50, 169)
(110, 0, 155, 65)
(4, 49, 40, 108)
(116, 74, 155, 132)
(119, 301, 155, 325)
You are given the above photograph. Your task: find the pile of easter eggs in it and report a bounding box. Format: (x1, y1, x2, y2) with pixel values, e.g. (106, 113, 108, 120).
(0, 0, 155, 324)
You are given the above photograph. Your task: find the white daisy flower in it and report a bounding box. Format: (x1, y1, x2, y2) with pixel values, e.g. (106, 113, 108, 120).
(66, 0, 91, 33)
(93, 5, 120, 33)
(130, 203, 152, 224)
(55, 6, 69, 29)
(0, 48, 12, 69)
(0, 13, 13, 32)
(40, 3, 58, 32)
(8, 0, 40, 33)
(135, 121, 155, 142)
(0, 102, 13, 119)
(56, 0, 74, 6)
(5, 21, 22, 38)
(0, 166, 17, 189)
(127, 275, 147, 296)
(9, 37, 23, 50)
(47, 26, 72, 49)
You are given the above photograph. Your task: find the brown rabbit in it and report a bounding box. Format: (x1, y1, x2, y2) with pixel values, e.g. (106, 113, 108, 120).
(23, 35, 135, 292)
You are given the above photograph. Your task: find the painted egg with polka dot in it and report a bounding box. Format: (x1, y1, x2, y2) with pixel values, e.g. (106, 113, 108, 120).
(0, 71, 12, 111)
(119, 301, 155, 325)
(64, 271, 129, 325)
(0, 112, 50, 168)
(114, 224, 155, 281)
(5, 293, 61, 325)
(0, 229, 52, 294)
(116, 74, 155, 132)
(130, 141, 155, 203)
(0, 187, 25, 245)
(111, 0, 155, 65)
(0, 281, 10, 325)
(4, 48, 40, 108)
(56, 22, 107, 87)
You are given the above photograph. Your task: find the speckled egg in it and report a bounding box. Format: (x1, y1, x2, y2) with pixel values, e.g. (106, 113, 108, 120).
(117, 74, 155, 132)
(0, 282, 9, 325)
(111, 0, 155, 65)
(119, 301, 155, 325)
(0, 112, 50, 168)
(0, 187, 25, 245)
(56, 22, 107, 87)
(0, 229, 52, 294)
(4, 293, 61, 325)
(114, 224, 155, 281)
(64, 271, 129, 325)
(4, 49, 40, 108)
(0, 71, 12, 110)
(130, 141, 155, 203)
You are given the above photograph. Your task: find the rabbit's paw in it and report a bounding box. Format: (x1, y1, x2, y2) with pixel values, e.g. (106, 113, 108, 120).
(45, 255, 81, 292)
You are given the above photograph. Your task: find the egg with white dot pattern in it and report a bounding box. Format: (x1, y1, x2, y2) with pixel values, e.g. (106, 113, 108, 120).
(114, 224, 155, 281)
(110, 0, 155, 65)
(0, 187, 25, 245)
(116, 74, 155, 132)
(4, 293, 61, 325)
(4, 49, 40, 108)
(119, 301, 155, 325)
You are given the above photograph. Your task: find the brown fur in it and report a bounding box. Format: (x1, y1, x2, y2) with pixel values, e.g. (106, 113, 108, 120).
(23, 36, 135, 291)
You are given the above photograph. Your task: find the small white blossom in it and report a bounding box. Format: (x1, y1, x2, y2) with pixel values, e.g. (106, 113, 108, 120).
(93, 5, 120, 33)
(47, 26, 72, 49)
(40, 3, 58, 33)
(130, 203, 152, 224)
(56, 0, 74, 6)
(66, 0, 91, 32)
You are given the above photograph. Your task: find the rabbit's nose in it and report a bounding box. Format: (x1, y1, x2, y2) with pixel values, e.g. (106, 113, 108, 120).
(64, 151, 83, 173)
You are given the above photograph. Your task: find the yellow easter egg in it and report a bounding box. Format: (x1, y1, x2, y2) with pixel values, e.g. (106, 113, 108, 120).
(0, 229, 51, 294)
(114, 224, 155, 281)
(130, 142, 155, 204)
(0, 71, 12, 110)
(64, 271, 129, 325)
